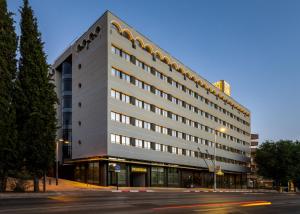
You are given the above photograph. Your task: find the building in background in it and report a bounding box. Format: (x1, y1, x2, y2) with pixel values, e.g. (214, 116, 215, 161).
(53, 11, 251, 188)
(249, 134, 273, 188)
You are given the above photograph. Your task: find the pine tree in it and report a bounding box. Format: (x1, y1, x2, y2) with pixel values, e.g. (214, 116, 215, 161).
(16, 0, 57, 192)
(0, 0, 18, 192)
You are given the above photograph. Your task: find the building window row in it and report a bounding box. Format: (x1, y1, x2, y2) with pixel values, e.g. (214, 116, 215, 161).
(111, 45, 250, 127)
(110, 111, 246, 156)
(111, 67, 249, 138)
(110, 133, 247, 167)
(110, 89, 250, 148)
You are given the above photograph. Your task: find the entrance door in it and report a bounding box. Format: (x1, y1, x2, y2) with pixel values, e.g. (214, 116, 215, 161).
(131, 173, 146, 187)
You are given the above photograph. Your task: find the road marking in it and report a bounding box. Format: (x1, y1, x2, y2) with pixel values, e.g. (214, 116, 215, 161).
(153, 200, 272, 210)
(243, 193, 265, 195)
(241, 201, 272, 207)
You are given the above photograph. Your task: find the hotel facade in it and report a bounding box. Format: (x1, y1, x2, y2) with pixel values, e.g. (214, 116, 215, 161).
(53, 11, 251, 188)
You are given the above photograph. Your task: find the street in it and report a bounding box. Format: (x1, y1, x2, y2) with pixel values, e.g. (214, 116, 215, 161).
(0, 191, 299, 213)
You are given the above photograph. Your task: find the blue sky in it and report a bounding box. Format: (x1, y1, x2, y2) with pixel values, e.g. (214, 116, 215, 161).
(7, 0, 300, 142)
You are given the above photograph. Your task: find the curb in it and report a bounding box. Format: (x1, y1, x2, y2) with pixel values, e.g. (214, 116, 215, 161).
(111, 190, 154, 193)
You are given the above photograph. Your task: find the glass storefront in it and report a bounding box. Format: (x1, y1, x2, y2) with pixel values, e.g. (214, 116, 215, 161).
(151, 167, 165, 186)
(167, 168, 179, 186)
(71, 161, 247, 189)
(108, 163, 127, 186)
(87, 162, 99, 185)
(74, 164, 85, 182)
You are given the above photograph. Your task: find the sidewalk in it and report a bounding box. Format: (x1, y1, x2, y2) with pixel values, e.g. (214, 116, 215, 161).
(0, 178, 279, 199)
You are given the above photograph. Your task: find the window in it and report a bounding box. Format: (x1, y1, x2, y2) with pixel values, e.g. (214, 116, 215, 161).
(111, 112, 116, 121)
(178, 148, 182, 155)
(111, 68, 120, 77)
(162, 145, 167, 152)
(178, 132, 183, 139)
(122, 51, 130, 62)
(135, 99, 143, 108)
(172, 147, 177, 154)
(155, 125, 161, 133)
(135, 119, 143, 128)
(121, 94, 130, 103)
(63, 112, 72, 125)
(151, 167, 165, 185)
(144, 102, 150, 111)
(144, 122, 151, 130)
(122, 136, 130, 146)
(144, 141, 151, 149)
(172, 130, 177, 137)
(135, 79, 143, 89)
(123, 73, 130, 82)
(144, 64, 151, 73)
(135, 139, 143, 148)
(144, 83, 150, 92)
(171, 113, 177, 121)
(155, 107, 161, 115)
(111, 134, 120, 144)
(63, 95, 72, 108)
(111, 46, 121, 56)
(155, 143, 161, 151)
(121, 115, 130, 124)
(162, 109, 168, 117)
(63, 78, 72, 91)
(162, 127, 168, 135)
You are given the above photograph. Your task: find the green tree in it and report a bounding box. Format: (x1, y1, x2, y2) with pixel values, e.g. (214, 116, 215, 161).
(0, 0, 18, 192)
(16, 0, 57, 192)
(256, 140, 297, 188)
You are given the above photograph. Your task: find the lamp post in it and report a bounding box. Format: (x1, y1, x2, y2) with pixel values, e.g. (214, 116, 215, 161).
(56, 139, 69, 185)
(213, 127, 226, 192)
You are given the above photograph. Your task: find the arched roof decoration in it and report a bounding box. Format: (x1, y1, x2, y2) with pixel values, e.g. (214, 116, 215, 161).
(144, 44, 153, 54)
(109, 20, 247, 115)
(122, 29, 134, 41)
(154, 51, 163, 60)
(135, 37, 145, 48)
(171, 62, 178, 70)
(162, 56, 170, 64)
(178, 67, 184, 74)
(111, 20, 122, 33)
(184, 72, 190, 78)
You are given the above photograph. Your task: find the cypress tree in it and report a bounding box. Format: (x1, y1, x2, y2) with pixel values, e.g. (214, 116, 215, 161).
(16, 0, 57, 192)
(0, 0, 18, 192)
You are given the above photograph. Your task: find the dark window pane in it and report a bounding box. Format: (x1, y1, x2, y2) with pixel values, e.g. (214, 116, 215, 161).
(63, 95, 72, 108)
(63, 78, 72, 91)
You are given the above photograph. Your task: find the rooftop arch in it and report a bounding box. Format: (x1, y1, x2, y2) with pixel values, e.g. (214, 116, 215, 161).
(111, 20, 122, 33)
(154, 51, 163, 60)
(162, 56, 170, 64)
(135, 37, 145, 48)
(122, 29, 134, 41)
(144, 44, 153, 54)
(171, 62, 178, 69)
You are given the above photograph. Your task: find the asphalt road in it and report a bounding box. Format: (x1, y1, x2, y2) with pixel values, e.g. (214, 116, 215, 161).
(0, 191, 299, 214)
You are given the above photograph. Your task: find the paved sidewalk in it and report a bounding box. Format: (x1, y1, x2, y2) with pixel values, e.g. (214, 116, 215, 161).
(0, 177, 279, 198)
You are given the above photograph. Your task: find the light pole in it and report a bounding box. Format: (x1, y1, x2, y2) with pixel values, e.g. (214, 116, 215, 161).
(213, 127, 226, 192)
(56, 139, 69, 185)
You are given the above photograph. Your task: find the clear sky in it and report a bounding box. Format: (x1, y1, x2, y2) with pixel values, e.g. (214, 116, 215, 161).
(7, 0, 300, 142)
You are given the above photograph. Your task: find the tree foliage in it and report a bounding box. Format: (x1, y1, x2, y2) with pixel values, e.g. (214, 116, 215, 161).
(0, 0, 18, 192)
(16, 0, 57, 192)
(256, 140, 300, 187)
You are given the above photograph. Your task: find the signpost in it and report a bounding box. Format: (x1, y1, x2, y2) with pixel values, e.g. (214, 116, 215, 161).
(115, 164, 121, 190)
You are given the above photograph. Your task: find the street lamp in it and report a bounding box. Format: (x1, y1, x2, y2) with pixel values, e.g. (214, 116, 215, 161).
(213, 127, 226, 192)
(56, 138, 69, 185)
